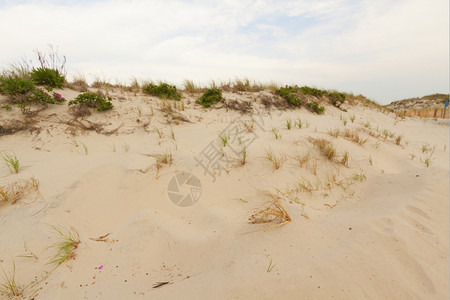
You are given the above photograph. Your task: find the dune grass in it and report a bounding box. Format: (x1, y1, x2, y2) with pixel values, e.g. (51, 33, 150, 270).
(294, 151, 311, 168)
(248, 192, 291, 229)
(341, 151, 349, 167)
(0, 262, 23, 298)
(47, 226, 80, 266)
(2, 153, 20, 173)
(219, 132, 229, 147)
(285, 119, 292, 130)
(240, 146, 247, 165)
(265, 149, 286, 170)
(0, 182, 23, 204)
(310, 138, 336, 161)
(155, 150, 173, 169)
(271, 127, 282, 140)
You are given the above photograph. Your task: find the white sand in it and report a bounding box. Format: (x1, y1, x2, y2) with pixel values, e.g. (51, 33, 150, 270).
(0, 89, 448, 299)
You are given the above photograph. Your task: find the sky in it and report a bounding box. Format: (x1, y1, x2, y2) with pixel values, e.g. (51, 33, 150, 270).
(0, 0, 448, 104)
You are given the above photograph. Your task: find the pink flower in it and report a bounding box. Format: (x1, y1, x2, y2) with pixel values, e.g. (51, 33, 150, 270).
(98, 265, 103, 270)
(56, 93, 61, 98)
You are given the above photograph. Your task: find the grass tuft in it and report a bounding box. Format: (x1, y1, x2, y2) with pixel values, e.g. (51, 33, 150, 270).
(265, 149, 286, 170)
(219, 132, 228, 147)
(240, 146, 247, 165)
(285, 119, 292, 130)
(0, 262, 23, 297)
(2, 153, 20, 173)
(47, 225, 80, 266)
(341, 151, 349, 167)
(271, 127, 282, 140)
(310, 138, 336, 160)
(248, 192, 292, 229)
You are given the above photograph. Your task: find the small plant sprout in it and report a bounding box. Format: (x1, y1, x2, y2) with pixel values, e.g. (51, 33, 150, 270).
(0, 261, 23, 297)
(170, 127, 175, 140)
(155, 150, 173, 169)
(423, 156, 434, 168)
(381, 129, 388, 140)
(122, 143, 130, 152)
(2, 153, 20, 173)
(295, 118, 302, 129)
(243, 120, 255, 133)
(295, 151, 311, 167)
(219, 132, 229, 147)
(286, 119, 292, 130)
(342, 118, 348, 126)
(305, 120, 311, 128)
(395, 134, 403, 146)
(421, 143, 430, 153)
(81, 142, 88, 155)
(267, 259, 275, 273)
(155, 127, 163, 139)
(265, 149, 286, 170)
(363, 121, 371, 129)
(352, 173, 366, 182)
(311, 160, 318, 175)
(369, 155, 373, 165)
(271, 127, 281, 140)
(350, 114, 355, 123)
(47, 225, 80, 265)
(240, 146, 247, 165)
(341, 151, 349, 167)
(328, 128, 340, 138)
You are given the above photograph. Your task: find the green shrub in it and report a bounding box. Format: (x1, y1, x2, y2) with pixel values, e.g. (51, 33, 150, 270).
(142, 82, 181, 100)
(196, 88, 224, 108)
(31, 67, 65, 88)
(24, 88, 66, 105)
(327, 91, 345, 107)
(0, 75, 35, 95)
(299, 86, 326, 97)
(68, 92, 113, 111)
(308, 101, 325, 114)
(275, 86, 302, 106)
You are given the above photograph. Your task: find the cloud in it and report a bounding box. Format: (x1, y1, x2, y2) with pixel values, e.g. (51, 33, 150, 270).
(0, 0, 448, 103)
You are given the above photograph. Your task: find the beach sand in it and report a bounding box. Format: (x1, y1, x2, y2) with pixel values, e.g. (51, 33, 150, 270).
(0, 88, 448, 299)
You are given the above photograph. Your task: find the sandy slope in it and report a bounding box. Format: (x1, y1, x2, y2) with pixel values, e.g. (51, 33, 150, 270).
(0, 89, 448, 299)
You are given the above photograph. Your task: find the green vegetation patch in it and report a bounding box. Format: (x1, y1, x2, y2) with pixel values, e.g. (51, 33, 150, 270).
(142, 82, 181, 100)
(308, 101, 325, 114)
(68, 92, 113, 111)
(0, 74, 35, 95)
(196, 88, 224, 108)
(31, 67, 65, 88)
(275, 86, 302, 106)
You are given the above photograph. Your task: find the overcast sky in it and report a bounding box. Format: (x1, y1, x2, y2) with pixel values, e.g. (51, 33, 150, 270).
(0, 0, 448, 104)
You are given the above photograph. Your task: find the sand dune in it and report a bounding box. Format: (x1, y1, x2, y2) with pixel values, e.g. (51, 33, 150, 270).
(0, 88, 448, 299)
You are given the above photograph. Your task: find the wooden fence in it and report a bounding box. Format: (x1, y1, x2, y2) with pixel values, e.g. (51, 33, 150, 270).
(396, 108, 450, 119)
